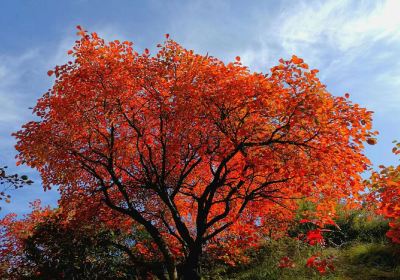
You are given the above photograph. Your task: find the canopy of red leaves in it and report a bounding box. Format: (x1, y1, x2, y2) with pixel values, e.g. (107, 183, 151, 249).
(13, 27, 375, 265)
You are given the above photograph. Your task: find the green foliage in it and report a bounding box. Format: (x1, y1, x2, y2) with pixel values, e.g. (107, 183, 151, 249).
(343, 243, 400, 268)
(289, 204, 389, 246)
(201, 204, 396, 279)
(333, 209, 389, 244)
(333, 243, 400, 280)
(203, 238, 326, 280)
(20, 220, 138, 280)
(203, 241, 400, 280)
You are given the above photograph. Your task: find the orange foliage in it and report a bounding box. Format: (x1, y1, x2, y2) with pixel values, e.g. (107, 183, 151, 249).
(13, 27, 375, 277)
(368, 143, 400, 243)
(0, 200, 52, 277)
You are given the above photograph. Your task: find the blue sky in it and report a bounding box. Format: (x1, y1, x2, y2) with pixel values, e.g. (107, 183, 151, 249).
(0, 0, 399, 217)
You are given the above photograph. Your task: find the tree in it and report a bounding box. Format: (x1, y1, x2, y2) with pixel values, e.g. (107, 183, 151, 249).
(14, 27, 376, 279)
(0, 200, 52, 279)
(368, 143, 400, 243)
(0, 201, 145, 279)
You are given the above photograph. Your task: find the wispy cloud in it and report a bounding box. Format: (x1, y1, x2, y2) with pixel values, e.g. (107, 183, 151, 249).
(238, 0, 400, 66)
(277, 0, 400, 53)
(0, 49, 40, 123)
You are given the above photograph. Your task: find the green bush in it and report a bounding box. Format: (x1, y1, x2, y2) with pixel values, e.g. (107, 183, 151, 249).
(333, 209, 389, 244)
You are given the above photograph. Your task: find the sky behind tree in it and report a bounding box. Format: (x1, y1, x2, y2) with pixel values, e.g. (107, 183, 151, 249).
(1, 0, 399, 216)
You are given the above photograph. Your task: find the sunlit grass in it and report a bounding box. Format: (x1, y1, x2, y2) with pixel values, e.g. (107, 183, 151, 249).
(204, 240, 400, 280)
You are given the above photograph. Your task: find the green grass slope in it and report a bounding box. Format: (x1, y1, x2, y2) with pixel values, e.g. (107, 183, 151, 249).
(205, 240, 400, 280)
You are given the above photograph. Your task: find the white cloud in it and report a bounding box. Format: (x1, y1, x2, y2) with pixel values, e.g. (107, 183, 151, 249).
(236, 0, 400, 69)
(229, 0, 400, 114)
(0, 49, 40, 123)
(277, 0, 400, 53)
(0, 49, 39, 84)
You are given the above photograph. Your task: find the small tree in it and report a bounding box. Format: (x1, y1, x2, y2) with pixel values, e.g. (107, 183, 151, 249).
(0, 202, 143, 279)
(14, 27, 375, 279)
(368, 143, 400, 243)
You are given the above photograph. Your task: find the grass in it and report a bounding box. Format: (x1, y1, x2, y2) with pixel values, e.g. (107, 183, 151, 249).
(332, 243, 400, 280)
(204, 239, 400, 280)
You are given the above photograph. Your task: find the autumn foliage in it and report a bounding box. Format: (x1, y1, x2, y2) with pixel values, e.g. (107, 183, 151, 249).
(368, 143, 400, 243)
(0, 201, 52, 277)
(12, 27, 376, 279)
(0, 201, 148, 279)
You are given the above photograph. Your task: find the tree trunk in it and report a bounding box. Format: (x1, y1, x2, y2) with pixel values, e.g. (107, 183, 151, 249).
(181, 261, 200, 280)
(181, 247, 201, 280)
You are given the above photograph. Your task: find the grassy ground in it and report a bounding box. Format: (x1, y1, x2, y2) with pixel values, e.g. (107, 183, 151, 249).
(331, 243, 400, 280)
(204, 239, 400, 280)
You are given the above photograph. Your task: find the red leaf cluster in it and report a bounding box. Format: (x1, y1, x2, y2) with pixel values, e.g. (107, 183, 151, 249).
(306, 255, 335, 274)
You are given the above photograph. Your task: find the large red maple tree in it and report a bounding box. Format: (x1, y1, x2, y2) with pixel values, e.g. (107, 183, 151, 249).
(14, 27, 375, 279)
